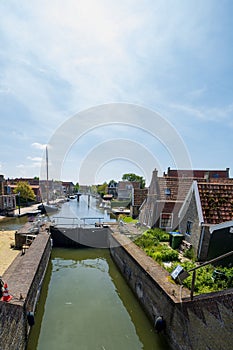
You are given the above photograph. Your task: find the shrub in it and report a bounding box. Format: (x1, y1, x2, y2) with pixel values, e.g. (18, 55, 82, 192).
(150, 245, 179, 263)
(118, 214, 138, 224)
(183, 247, 196, 261)
(165, 262, 233, 294)
(134, 233, 159, 248)
(144, 228, 170, 242)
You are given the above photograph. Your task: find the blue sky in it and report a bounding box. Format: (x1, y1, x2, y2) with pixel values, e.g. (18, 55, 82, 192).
(0, 0, 233, 185)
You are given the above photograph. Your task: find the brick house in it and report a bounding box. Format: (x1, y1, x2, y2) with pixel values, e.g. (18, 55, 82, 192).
(7, 178, 42, 202)
(0, 175, 16, 214)
(139, 167, 230, 231)
(130, 187, 148, 219)
(117, 181, 141, 201)
(179, 179, 233, 263)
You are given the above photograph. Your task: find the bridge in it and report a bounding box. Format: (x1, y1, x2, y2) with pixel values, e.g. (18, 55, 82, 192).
(51, 216, 105, 228)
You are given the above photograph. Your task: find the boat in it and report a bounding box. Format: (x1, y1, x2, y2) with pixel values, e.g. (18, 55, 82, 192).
(112, 207, 130, 215)
(38, 203, 58, 214)
(68, 195, 76, 199)
(38, 147, 59, 215)
(99, 200, 111, 209)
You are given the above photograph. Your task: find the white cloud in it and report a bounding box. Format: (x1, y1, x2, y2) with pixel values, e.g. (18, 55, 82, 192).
(27, 156, 43, 162)
(171, 103, 233, 124)
(0, 1, 233, 179)
(31, 143, 47, 150)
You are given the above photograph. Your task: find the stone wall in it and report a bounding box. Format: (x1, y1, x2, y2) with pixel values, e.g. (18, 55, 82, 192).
(109, 233, 233, 350)
(0, 227, 51, 350)
(0, 302, 26, 350)
(179, 190, 203, 256)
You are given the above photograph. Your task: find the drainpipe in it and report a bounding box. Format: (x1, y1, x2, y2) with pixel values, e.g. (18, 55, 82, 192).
(197, 223, 205, 260)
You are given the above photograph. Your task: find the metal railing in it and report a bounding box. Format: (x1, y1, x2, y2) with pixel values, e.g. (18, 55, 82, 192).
(51, 216, 104, 228)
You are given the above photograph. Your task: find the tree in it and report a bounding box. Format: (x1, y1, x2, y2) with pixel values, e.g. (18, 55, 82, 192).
(122, 173, 145, 189)
(97, 182, 108, 198)
(13, 181, 36, 205)
(74, 182, 80, 193)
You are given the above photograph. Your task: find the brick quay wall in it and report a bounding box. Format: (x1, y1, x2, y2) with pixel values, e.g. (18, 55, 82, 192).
(0, 226, 52, 350)
(109, 232, 233, 350)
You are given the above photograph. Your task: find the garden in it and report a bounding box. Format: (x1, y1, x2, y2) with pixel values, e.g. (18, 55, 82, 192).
(133, 227, 233, 295)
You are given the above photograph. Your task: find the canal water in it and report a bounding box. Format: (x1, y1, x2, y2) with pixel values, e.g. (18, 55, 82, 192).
(27, 247, 169, 350)
(0, 215, 28, 230)
(2, 195, 169, 349)
(51, 195, 116, 227)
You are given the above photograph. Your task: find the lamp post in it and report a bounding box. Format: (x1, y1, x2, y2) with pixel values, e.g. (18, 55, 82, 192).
(18, 192, 21, 215)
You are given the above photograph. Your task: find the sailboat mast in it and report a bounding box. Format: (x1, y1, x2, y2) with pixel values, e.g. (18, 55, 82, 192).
(46, 146, 49, 204)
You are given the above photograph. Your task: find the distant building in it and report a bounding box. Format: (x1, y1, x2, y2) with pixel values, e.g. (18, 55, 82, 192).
(108, 181, 118, 198)
(62, 181, 75, 195)
(7, 177, 42, 202)
(0, 175, 16, 214)
(117, 181, 140, 201)
(164, 167, 230, 180)
(131, 187, 148, 219)
(79, 185, 90, 194)
(139, 167, 230, 230)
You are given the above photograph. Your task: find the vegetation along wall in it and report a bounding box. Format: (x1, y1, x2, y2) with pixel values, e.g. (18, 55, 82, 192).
(109, 232, 233, 350)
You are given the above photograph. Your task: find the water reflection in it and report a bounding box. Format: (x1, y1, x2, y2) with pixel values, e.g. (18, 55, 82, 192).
(0, 215, 28, 230)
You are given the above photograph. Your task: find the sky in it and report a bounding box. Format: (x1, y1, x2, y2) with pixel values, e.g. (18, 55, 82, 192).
(0, 0, 233, 185)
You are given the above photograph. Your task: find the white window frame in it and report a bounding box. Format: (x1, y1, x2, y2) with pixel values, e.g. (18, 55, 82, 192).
(159, 213, 173, 229)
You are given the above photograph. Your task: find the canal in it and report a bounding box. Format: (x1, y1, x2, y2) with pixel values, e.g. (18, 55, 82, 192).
(27, 247, 168, 350)
(2, 195, 169, 349)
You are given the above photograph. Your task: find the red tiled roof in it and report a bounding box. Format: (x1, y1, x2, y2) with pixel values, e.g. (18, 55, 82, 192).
(198, 182, 233, 225)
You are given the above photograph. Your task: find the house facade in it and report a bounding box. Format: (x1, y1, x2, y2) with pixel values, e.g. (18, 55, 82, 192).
(139, 167, 230, 231)
(117, 181, 140, 201)
(139, 169, 194, 230)
(62, 181, 75, 195)
(0, 175, 16, 214)
(179, 179, 233, 263)
(7, 178, 42, 202)
(130, 187, 148, 219)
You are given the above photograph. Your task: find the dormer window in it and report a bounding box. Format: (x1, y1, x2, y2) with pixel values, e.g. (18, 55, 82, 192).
(165, 188, 171, 196)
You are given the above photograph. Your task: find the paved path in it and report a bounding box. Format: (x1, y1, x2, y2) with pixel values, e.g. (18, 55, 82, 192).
(13, 203, 41, 217)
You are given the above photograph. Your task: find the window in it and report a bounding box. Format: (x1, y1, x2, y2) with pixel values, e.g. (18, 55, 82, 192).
(165, 188, 171, 196)
(160, 213, 173, 229)
(186, 220, 193, 235)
